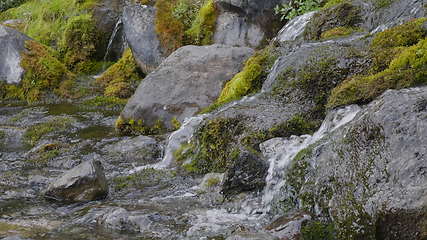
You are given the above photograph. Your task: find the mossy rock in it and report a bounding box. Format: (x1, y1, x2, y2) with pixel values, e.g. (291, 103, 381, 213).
(177, 117, 243, 175)
(96, 48, 144, 98)
(0, 40, 76, 104)
(154, 0, 218, 54)
(304, 3, 362, 40)
(59, 14, 100, 73)
(327, 19, 427, 109)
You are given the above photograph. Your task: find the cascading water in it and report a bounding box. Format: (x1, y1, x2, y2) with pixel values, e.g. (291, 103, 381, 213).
(260, 105, 361, 213)
(103, 18, 123, 63)
(274, 11, 316, 43)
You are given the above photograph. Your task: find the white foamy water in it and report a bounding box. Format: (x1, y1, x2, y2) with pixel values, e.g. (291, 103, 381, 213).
(275, 11, 316, 43)
(260, 105, 361, 212)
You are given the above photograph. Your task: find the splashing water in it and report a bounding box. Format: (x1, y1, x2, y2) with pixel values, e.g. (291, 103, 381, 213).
(260, 105, 361, 213)
(274, 11, 316, 43)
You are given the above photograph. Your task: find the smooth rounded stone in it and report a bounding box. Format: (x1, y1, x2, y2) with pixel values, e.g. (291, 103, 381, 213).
(120, 44, 254, 128)
(213, 0, 287, 48)
(123, 4, 165, 74)
(44, 160, 108, 202)
(214, 12, 264, 48)
(0, 25, 30, 84)
(221, 151, 268, 196)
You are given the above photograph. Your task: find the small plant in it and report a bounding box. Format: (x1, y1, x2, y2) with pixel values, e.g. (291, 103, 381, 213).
(274, 0, 321, 21)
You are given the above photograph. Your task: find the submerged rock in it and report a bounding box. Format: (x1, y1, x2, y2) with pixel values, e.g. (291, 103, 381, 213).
(120, 44, 253, 129)
(0, 25, 30, 84)
(44, 159, 108, 202)
(123, 4, 165, 74)
(221, 151, 268, 196)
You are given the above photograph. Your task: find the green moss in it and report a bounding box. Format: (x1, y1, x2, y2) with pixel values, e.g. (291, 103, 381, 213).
(185, 0, 218, 45)
(171, 117, 182, 130)
(213, 46, 278, 108)
(287, 146, 313, 193)
(301, 221, 336, 240)
(115, 116, 166, 136)
(304, 3, 362, 40)
(26, 143, 62, 167)
(370, 18, 427, 73)
(372, 0, 393, 9)
(23, 117, 74, 146)
(19, 40, 75, 103)
(155, 0, 218, 54)
(181, 118, 242, 174)
(96, 49, 143, 98)
(320, 26, 361, 39)
(322, 0, 346, 9)
(328, 36, 427, 108)
(0, 0, 98, 47)
(59, 14, 99, 73)
(273, 56, 348, 119)
(206, 177, 220, 187)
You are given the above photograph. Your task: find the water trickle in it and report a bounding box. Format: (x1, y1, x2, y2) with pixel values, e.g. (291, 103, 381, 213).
(103, 18, 123, 63)
(275, 11, 316, 43)
(260, 105, 361, 213)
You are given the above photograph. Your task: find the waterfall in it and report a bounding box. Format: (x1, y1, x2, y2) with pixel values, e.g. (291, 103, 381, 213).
(128, 95, 260, 174)
(274, 11, 316, 43)
(260, 105, 361, 213)
(103, 18, 123, 63)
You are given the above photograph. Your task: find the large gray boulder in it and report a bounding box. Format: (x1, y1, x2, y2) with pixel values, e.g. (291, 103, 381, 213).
(213, 0, 287, 48)
(120, 44, 253, 129)
(279, 87, 427, 239)
(0, 25, 30, 84)
(122, 4, 165, 74)
(44, 160, 108, 202)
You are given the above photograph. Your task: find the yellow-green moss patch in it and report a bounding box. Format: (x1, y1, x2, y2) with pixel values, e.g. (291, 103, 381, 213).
(115, 116, 166, 136)
(320, 26, 361, 39)
(328, 37, 427, 108)
(59, 13, 99, 73)
(24, 117, 74, 146)
(96, 49, 143, 98)
(215, 46, 278, 107)
(155, 0, 218, 54)
(20, 40, 75, 103)
(370, 18, 427, 72)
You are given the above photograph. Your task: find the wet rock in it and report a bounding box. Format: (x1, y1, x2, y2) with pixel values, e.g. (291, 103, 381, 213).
(266, 213, 311, 239)
(123, 4, 165, 74)
(281, 87, 427, 238)
(221, 151, 268, 196)
(98, 207, 152, 233)
(214, 0, 287, 48)
(120, 44, 253, 129)
(0, 25, 30, 84)
(104, 135, 162, 164)
(363, 0, 425, 33)
(275, 12, 315, 44)
(226, 232, 277, 240)
(92, 0, 125, 61)
(200, 173, 225, 191)
(44, 159, 108, 202)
